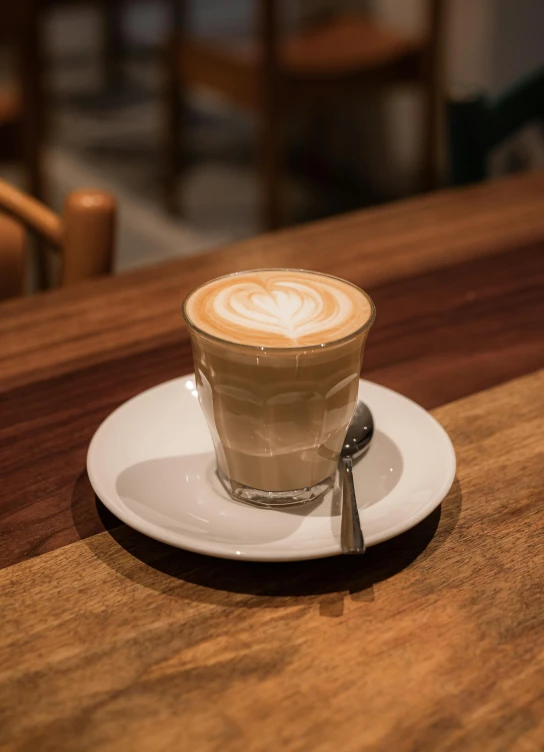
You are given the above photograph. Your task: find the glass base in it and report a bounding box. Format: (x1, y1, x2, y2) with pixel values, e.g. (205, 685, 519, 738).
(217, 468, 333, 508)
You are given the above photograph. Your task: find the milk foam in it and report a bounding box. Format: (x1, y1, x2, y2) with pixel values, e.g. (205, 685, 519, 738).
(185, 270, 373, 347)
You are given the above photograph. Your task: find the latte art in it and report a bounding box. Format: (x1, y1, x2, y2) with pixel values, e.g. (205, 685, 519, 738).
(185, 270, 373, 347)
(214, 279, 353, 340)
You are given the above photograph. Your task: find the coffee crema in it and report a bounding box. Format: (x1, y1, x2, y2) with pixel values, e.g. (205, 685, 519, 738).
(184, 269, 372, 347)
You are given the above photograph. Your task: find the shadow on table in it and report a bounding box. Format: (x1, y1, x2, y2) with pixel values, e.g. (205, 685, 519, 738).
(74, 478, 462, 615)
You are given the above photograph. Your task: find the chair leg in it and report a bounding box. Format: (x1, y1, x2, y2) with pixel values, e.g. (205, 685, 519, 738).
(259, 105, 283, 231)
(420, 0, 446, 192)
(160, 35, 182, 216)
(19, 10, 49, 289)
(99, 0, 125, 91)
(421, 78, 443, 191)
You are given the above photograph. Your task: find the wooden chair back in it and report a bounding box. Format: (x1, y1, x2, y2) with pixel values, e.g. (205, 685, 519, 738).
(163, 0, 447, 226)
(254, 1, 446, 72)
(0, 179, 116, 301)
(255, 0, 447, 211)
(1, 0, 45, 199)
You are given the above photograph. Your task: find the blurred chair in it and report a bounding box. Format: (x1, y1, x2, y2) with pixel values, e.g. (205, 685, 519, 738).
(0, 214, 26, 301)
(0, 178, 116, 301)
(448, 66, 544, 185)
(0, 3, 45, 200)
(1, 0, 125, 288)
(160, 0, 446, 229)
(1, 2, 49, 289)
(1, 0, 127, 198)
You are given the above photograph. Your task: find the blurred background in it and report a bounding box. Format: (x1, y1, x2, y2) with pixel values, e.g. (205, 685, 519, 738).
(1, 0, 543, 285)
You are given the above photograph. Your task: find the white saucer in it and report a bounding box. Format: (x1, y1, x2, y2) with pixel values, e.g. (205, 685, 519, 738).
(87, 376, 456, 562)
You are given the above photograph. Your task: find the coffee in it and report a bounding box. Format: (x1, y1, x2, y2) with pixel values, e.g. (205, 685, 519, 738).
(185, 269, 372, 347)
(183, 270, 375, 506)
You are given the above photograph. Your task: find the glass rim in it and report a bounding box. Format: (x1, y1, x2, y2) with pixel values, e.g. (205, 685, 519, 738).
(182, 268, 376, 352)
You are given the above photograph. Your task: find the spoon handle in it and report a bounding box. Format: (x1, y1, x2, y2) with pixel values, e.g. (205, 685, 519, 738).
(341, 456, 366, 554)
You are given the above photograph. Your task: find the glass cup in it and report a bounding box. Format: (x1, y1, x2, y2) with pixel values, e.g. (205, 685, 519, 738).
(183, 271, 375, 507)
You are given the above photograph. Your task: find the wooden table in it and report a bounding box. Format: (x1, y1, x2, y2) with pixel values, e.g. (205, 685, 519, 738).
(1, 172, 544, 750)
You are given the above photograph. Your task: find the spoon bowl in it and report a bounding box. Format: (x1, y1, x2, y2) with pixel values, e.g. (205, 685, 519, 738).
(343, 401, 374, 460)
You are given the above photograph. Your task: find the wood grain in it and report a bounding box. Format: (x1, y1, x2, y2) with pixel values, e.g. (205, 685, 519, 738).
(0, 370, 543, 751)
(0, 239, 543, 571)
(1, 171, 544, 390)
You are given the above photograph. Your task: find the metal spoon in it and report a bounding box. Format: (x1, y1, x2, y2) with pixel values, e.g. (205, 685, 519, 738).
(340, 401, 374, 554)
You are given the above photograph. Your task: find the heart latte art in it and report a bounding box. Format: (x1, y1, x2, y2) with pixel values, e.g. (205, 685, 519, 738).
(185, 270, 373, 346)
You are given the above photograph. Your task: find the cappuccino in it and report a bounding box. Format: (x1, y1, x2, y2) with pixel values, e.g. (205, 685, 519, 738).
(183, 270, 375, 506)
